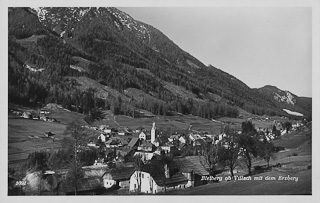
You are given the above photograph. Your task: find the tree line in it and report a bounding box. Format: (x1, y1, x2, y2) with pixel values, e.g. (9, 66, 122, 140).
(198, 121, 276, 178)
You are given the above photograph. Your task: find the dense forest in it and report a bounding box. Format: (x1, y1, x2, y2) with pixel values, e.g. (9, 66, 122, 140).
(8, 7, 311, 120)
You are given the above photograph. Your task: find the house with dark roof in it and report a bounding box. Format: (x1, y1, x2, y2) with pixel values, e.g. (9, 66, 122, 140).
(62, 177, 105, 195)
(168, 134, 180, 142)
(174, 156, 210, 187)
(160, 143, 176, 154)
(134, 151, 155, 162)
(203, 137, 213, 145)
(193, 139, 206, 147)
(44, 131, 54, 137)
(129, 161, 188, 194)
(153, 137, 168, 147)
(105, 139, 120, 148)
(138, 140, 154, 152)
(102, 167, 135, 189)
(116, 146, 135, 157)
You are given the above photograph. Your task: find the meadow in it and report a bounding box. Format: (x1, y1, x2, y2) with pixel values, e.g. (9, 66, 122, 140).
(8, 118, 66, 166)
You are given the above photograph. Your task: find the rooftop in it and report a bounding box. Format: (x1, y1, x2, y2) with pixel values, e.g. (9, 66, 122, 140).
(140, 160, 188, 187)
(174, 156, 210, 176)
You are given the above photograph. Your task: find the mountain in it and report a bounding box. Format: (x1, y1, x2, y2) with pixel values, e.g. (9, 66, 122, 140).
(256, 85, 312, 117)
(8, 7, 312, 119)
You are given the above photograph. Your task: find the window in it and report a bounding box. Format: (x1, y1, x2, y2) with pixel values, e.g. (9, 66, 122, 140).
(142, 174, 144, 178)
(134, 184, 136, 189)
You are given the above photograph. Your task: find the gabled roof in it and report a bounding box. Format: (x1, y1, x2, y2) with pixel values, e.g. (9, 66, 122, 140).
(203, 137, 213, 143)
(63, 177, 103, 193)
(128, 137, 139, 148)
(155, 137, 168, 144)
(103, 167, 135, 181)
(140, 161, 188, 187)
(119, 138, 129, 145)
(195, 139, 206, 146)
(84, 168, 109, 178)
(139, 131, 146, 137)
(105, 139, 118, 145)
(118, 146, 134, 153)
(178, 142, 186, 149)
(170, 134, 180, 139)
(174, 156, 209, 176)
(139, 140, 153, 148)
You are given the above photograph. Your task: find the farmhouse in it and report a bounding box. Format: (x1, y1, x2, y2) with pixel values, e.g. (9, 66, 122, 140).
(116, 146, 135, 157)
(62, 177, 105, 195)
(139, 131, 147, 140)
(105, 139, 119, 148)
(174, 156, 210, 187)
(189, 134, 201, 142)
(137, 140, 154, 152)
(178, 136, 186, 144)
(102, 167, 135, 189)
(21, 112, 32, 119)
(44, 131, 54, 137)
(40, 109, 50, 115)
(160, 143, 176, 154)
(129, 161, 188, 194)
(153, 137, 169, 147)
(98, 133, 106, 142)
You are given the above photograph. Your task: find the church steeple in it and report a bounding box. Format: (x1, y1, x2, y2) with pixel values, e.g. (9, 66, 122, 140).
(151, 121, 156, 143)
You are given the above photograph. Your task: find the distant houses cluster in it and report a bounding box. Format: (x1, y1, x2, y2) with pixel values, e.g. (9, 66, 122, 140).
(84, 118, 305, 166)
(11, 106, 306, 195)
(61, 119, 303, 195)
(11, 109, 58, 123)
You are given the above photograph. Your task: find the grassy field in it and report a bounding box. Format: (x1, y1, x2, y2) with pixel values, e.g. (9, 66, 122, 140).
(8, 118, 67, 166)
(217, 117, 275, 130)
(113, 114, 224, 135)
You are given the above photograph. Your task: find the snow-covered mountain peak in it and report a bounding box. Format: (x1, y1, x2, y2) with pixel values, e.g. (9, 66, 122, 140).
(30, 7, 152, 43)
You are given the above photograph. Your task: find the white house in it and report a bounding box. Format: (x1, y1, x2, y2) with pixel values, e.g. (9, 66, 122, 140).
(139, 132, 147, 140)
(129, 163, 188, 194)
(160, 144, 175, 154)
(104, 128, 112, 134)
(134, 151, 154, 162)
(98, 133, 106, 142)
(178, 136, 186, 144)
(102, 167, 135, 189)
(99, 125, 107, 131)
(189, 134, 201, 142)
(218, 133, 227, 141)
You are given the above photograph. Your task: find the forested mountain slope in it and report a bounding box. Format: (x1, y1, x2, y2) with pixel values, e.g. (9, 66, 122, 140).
(8, 7, 312, 119)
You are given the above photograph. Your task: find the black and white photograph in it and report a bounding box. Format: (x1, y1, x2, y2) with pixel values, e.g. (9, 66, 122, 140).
(3, 0, 320, 200)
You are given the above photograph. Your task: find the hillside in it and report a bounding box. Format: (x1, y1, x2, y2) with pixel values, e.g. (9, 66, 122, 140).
(257, 85, 312, 117)
(8, 7, 312, 121)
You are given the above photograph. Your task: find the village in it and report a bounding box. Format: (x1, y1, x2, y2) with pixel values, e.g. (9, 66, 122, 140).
(11, 107, 307, 195)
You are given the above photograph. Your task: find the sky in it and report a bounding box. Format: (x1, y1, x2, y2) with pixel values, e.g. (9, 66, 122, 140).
(119, 7, 312, 97)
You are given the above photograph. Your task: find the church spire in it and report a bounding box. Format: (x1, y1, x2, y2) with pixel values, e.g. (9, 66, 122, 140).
(151, 121, 156, 143)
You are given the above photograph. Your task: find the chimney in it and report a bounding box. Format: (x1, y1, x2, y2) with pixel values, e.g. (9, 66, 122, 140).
(164, 164, 170, 178)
